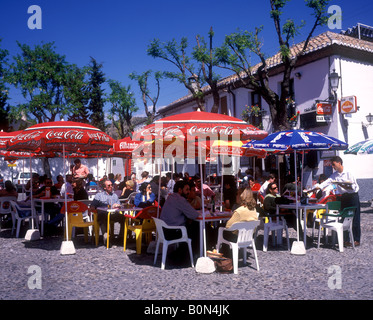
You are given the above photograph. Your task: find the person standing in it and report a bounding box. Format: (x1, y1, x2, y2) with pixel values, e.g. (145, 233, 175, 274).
(315, 156, 361, 246)
(72, 159, 89, 180)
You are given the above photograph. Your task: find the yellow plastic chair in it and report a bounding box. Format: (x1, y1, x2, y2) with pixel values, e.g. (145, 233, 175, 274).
(61, 201, 99, 246)
(123, 205, 159, 254)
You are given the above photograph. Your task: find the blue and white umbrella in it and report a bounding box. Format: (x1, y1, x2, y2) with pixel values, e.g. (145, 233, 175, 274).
(243, 129, 348, 255)
(243, 129, 348, 152)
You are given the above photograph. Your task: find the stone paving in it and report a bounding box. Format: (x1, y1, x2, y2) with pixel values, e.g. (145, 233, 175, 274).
(0, 203, 372, 302)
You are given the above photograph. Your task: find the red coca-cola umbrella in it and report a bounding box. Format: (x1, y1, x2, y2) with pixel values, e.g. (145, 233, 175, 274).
(113, 136, 141, 154)
(6, 121, 115, 254)
(133, 111, 268, 259)
(133, 110, 268, 142)
(7, 121, 114, 153)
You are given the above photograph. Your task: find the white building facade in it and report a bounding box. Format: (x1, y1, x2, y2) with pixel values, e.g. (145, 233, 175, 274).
(151, 30, 373, 184)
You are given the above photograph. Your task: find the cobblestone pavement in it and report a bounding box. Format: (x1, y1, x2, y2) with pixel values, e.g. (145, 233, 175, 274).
(1, 203, 372, 302)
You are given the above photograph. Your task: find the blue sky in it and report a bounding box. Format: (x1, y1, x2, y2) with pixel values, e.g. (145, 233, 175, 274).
(1, 0, 373, 118)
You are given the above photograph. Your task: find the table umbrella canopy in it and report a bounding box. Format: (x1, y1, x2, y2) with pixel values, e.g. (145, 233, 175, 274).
(210, 139, 267, 158)
(133, 110, 268, 141)
(113, 137, 141, 154)
(344, 139, 373, 155)
(0, 131, 24, 150)
(7, 121, 115, 153)
(243, 130, 348, 151)
(243, 129, 348, 255)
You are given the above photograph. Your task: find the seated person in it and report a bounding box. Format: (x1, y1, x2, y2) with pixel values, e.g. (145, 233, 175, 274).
(33, 177, 61, 224)
(91, 180, 122, 245)
(54, 175, 64, 191)
(120, 179, 135, 199)
(259, 173, 276, 199)
(0, 180, 18, 198)
(194, 175, 215, 200)
(218, 188, 258, 257)
(60, 174, 74, 198)
(72, 178, 88, 201)
(222, 175, 237, 210)
(33, 178, 60, 199)
(187, 183, 202, 210)
(263, 182, 280, 215)
(264, 182, 296, 229)
(225, 188, 259, 229)
(161, 180, 200, 255)
(134, 182, 156, 208)
(230, 187, 245, 212)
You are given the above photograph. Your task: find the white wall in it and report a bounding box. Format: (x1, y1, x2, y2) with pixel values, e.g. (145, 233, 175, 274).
(0, 156, 126, 184)
(336, 56, 373, 179)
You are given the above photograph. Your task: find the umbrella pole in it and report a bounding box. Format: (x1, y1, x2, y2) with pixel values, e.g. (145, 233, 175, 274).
(25, 155, 40, 241)
(291, 150, 306, 255)
(60, 144, 76, 255)
(200, 160, 206, 258)
(157, 161, 161, 218)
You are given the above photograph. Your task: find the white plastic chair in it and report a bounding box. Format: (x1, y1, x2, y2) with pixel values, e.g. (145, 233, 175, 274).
(119, 191, 138, 204)
(312, 200, 340, 240)
(259, 214, 290, 252)
(9, 201, 38, 238)
(0, 196, 17, 231)
(317, 206, 357, 252)
(216, 220, 260, 274)
(153, 218, 194, 270)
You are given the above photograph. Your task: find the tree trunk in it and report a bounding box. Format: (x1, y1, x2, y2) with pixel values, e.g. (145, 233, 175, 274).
(41, 157, 52, 178)
(210, 85, 220, 113)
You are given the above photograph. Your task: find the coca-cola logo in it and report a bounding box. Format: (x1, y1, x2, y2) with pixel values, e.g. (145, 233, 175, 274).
(10, 131, 43, 142)
(188, 125, 241, 136)
(46, 130, 84, 141)
(88, 132, 111, 142)
(140, 125, 185, 137)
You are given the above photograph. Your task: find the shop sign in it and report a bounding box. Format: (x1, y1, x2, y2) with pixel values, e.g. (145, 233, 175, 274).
(339, 96, 357, 114)
(316, 115, 332, 122)
(316, 103, 332, 115)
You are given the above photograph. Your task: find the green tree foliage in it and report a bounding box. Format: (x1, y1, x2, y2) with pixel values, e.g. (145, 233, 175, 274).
(215, 0, 331, 131)
(9, 41, 82, 123)
(107, 79, 138, 139)
(65, 64, 90, 123)
(193, 27, 222, 113)
(129, 70, 162, 124)
(147, 37, 206, 111)
(87, 57, 106, 131)
(0, 39, 10, 131)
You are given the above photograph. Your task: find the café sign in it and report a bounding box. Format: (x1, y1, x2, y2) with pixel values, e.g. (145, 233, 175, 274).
(339, 96, 357, 114)
(316, 103, 332, 115)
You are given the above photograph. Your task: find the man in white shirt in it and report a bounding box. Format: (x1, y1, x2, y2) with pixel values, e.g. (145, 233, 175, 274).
(259, 173, 276, 199)
(316, 156, 361, 246)
(60, 174, 74, 198)
(166, 172, 175, 195)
